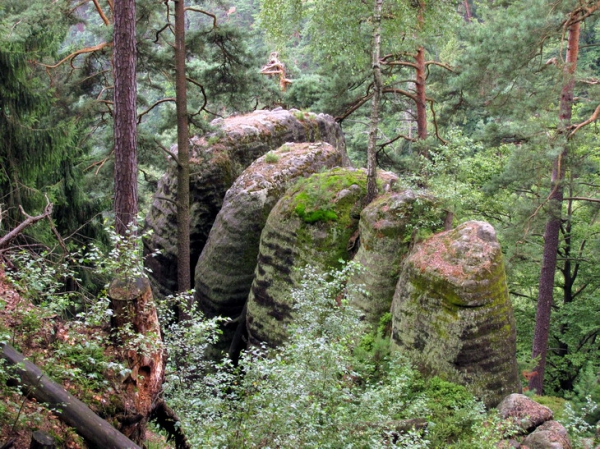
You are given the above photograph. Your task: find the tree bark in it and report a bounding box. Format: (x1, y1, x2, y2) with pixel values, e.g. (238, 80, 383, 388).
(415, 46, 427, 143)
(113, 0, 138, 236)
(529, 19, 580, 395)
(108, 275, 164, 443)
(415, 1, 428, 150)
(174, 0, 191, 295)
(1, 343, 141, 449)
(365, 0, 383, 205)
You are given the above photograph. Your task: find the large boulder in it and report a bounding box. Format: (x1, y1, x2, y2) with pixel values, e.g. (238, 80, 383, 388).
(498, 394, 554, 433)
(144, 109, 346, 296)
(522, 420, 572, 449)
(347, 190, 444, 326)
(246, 168, 398, 347)
(391, 221, 520, 407)
(195, 142, 343, 326)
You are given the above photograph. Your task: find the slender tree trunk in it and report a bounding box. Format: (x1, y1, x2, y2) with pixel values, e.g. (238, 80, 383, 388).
(415, 1, 428, 157)
(365, 0, 383, 205)
(463, 0, 472, 22)
(529, 19, 580, 395)
(113, 0, 138, 236)
(174, 0, 191, 294)
(415, 46, 427, 142)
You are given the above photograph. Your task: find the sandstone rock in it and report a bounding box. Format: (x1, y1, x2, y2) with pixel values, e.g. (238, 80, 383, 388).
(522, 420, 571, 449)
(144, 109, 346, 296)
(347, 190, 444, 326)
(194, 142, 343, 331)
(498, 394, 554, 433)
(391, 221, 520, 407)
(246, 167, 398, 347)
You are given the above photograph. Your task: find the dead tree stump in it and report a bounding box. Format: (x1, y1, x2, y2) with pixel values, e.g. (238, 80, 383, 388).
(29, 431, 55, 449)
(108, 275, 164, 445)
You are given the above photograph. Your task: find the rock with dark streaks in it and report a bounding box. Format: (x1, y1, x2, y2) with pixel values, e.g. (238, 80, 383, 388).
(391, 221, 520, 407)
(144, 109, 347, 297)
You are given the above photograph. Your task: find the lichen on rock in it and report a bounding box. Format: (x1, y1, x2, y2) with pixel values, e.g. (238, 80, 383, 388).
(246, 167, 399, 347)
(194, 142, 343, 332)
(391, 220, 520, 407)
(144, 109, 347, 297)
(347, 190, 444, 326)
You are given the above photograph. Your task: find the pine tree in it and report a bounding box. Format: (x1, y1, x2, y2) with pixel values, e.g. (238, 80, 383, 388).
(113, 0, 139, 236)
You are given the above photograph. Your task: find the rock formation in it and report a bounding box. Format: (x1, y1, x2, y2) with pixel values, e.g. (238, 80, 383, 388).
(347, 190, 444, 326)
(144, 109, 346, 296)
(246, 168, 399, 347)
(498, 394, 572, 449)
(498, 393, 554, 432)
(194, 142, 344, 352)
(391, 221, 520, 407)
(141, 109, 522, 408)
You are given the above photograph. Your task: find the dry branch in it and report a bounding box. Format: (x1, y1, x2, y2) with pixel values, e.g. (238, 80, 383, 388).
(0, 200, 53, 251)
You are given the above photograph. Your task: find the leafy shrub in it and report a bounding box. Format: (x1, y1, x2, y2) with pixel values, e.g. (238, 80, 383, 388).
(162, 262, 511, 448)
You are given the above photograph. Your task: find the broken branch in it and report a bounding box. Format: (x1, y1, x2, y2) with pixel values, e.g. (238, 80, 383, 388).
(0, 198, 53, 250)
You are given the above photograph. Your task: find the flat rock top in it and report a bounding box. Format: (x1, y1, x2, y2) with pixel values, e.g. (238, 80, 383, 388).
(409, 220, 500, 282)
(232, 142, 338, 192)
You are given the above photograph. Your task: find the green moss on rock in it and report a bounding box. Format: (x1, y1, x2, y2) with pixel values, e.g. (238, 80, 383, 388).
(391, 221, 521, 407)
(246, 168, 399, 347)
(347, 190, 445, 327)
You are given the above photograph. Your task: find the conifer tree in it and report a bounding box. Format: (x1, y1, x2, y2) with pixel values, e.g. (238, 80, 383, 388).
(453, 0, 600, 393)
(0, 1, 86, 233)
(113, 0, 139, 236)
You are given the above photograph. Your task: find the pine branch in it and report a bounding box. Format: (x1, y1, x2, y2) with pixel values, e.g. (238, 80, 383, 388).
(154, 140, 181, 166)
(568, 103, 600, 138)
(564, 196, 600, 203)
(184, 7, 218, 28)
(137, 98, 176, 124)
(428, 99, 447, 144)
(335, 91, 374, 123)
(92, 0, 110, 26)
(39, 42, 110, 70)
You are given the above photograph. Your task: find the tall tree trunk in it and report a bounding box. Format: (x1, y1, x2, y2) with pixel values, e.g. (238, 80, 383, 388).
(415, 46, 427, 142)
(174, 0, 191, 294)
(415, 1, 428, 157)
(365, 0, 383, 205)
(113, 0, 138, 236)
(529, 19, 580, 395)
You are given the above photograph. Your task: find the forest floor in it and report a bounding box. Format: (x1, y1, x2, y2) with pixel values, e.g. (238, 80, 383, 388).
(0, 266, 172, 449)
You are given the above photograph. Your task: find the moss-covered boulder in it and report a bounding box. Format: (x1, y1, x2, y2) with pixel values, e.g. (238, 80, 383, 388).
(347, 190, 444, 326)
(195, 142, 343, 327)
(144, 109, 346, 296)
(391, 221, 520, 407)
(246, 168, 398, 347)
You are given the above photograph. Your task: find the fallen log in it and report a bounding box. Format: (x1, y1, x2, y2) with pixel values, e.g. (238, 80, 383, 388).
(1, 343, 141, 449)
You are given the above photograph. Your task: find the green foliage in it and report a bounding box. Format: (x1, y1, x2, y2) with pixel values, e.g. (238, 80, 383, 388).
(0, 0, 88, 232)
(161, 262, 514, 448)
(264, 151, 279, 163)
(289, 169, 367, 223)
